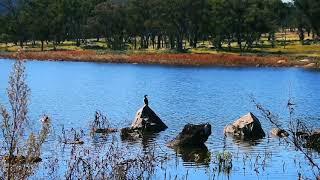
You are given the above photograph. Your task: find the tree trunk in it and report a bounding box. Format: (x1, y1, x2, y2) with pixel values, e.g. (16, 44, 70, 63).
(140, 36, 144, 49)
(170, 35, 175, 49)
(157, 35, 161, 49)
(176, 35, 183, 52)
(76, 39, 80, 47)
(228, 38, 231, 51)
(298, 26, 305, 44)
(152, 35, 155, 49)
(41, 40, 44, 51)
(145, 36, 149, 48)
(192, 33, 198, 48)
(162, 37, 164, 48)
(237, 37, 242, 52)
(53, 37, 57, 51)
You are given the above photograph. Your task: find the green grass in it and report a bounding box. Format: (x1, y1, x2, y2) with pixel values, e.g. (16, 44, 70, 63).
(1, 31, 319, 61)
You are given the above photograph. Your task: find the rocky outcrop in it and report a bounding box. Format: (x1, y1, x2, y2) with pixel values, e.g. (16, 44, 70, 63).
(167, 123, 211, 147)
(121, 105, 167, 140)
(131, 105, 167, 131)
(271, 128, 289, 138)
(224, 113, 265, 140)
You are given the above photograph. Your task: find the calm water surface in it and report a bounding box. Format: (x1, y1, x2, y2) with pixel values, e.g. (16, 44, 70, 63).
(1, 59, 320, 179)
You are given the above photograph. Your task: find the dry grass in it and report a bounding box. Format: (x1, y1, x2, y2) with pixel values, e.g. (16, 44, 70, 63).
(0, 50, 305, 67)
(128, 53, 292, 67)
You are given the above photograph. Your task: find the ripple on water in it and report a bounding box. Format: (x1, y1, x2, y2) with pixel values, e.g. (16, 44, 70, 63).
(0, 59, 320, 178)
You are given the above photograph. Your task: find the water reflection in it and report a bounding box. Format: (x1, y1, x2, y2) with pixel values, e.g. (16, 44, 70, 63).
(121, 131, 160, 151)
(230, 136, 263, 148)
(173, 145, 211, 166)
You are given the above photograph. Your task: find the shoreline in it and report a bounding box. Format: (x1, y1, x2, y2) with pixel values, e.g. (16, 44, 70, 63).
(0, 50, 318, 68)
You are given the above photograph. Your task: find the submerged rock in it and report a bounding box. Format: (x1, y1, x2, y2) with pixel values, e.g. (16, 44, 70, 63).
(121, 105, 167, 140)
(167, 123, 211, 147)
(63, 140, 84, 145)
(224, 113, 265, 140)
(4, 155, 42, 164)
(94, 128, 118, 134)
(271, 128, 289, 138)
(120, 127, 142, 140)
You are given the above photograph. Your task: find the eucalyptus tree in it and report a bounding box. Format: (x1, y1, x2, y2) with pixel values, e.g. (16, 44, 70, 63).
(187, 0, 211, 48)
(23, 0, 51, 50)
(127, 0, 153, 49)
(92, 0, 128, 50)
(294, 0, 320, 37)
(0, 0, 30, 46)
(209, 0, 283, 51)
(63, 0, 93, 46)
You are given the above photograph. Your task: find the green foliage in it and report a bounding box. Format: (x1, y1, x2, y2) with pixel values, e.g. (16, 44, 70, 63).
(0, 0, 318, 51)
(209, 0, 285, 51)
(216, 151, 232, 174)
(294, 0, 320, 37)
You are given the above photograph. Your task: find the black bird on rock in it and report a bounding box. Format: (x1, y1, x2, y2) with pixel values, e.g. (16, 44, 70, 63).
(144, 95, 149, 106)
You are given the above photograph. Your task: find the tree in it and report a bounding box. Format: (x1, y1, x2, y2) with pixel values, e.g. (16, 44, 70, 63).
(0, 0, 31, 47)
(209, 0, 283, 52)
(64, 0, 93, 46)
(187, 0, 211, 48)
(92, 1, 128, 50)
(24, 0, 51, 51)
(294, 0, 320, 37)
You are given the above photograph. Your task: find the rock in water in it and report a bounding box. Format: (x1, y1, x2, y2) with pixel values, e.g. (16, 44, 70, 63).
(121, 105, 167, 140)
(305, 130, 320, 151)
(271, 128, 289, 138)
(131, 105, 167, 132)
(168, 123, 212, 147)
(224, 112, 265, 140)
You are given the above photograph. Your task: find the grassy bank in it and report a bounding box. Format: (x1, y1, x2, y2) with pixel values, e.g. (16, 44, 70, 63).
(0, 33, 319, 68)
(1, 49, 318, 68)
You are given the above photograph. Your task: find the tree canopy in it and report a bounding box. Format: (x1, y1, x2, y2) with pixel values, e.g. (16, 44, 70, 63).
(0, 0, 318, 51)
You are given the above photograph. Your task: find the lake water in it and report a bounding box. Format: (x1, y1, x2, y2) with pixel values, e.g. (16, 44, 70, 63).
(1, 59, 320, 179)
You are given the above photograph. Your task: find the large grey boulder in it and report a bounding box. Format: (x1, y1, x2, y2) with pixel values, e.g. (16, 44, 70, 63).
(121, 105, 167, 140)
(167, 123, 212, 147)
(131, 105, 167, 131)
(224, 113, 265, 140)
